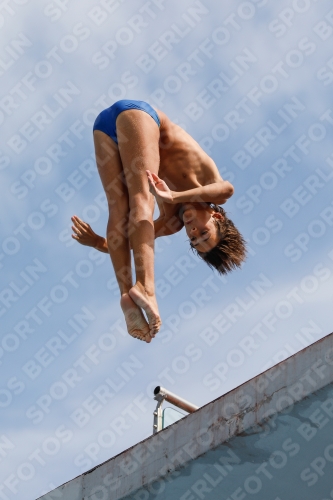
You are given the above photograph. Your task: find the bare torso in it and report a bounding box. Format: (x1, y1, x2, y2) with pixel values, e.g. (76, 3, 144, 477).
(156, 109, 222, 191)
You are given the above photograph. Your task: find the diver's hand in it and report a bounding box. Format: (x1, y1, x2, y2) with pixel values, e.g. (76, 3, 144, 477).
(71, 215, 103, 249)
(146, 170, 174, 204)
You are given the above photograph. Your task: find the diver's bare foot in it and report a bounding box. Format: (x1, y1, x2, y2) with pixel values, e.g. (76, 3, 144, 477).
(129, 283, 161, 336)
(120, 294, 151, 343)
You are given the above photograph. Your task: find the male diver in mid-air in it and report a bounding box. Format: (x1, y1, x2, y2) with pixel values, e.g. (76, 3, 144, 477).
(71, 100, 246, 343)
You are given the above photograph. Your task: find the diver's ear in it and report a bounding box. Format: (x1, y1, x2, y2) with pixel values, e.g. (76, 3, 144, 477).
(212, 212, 223, 220)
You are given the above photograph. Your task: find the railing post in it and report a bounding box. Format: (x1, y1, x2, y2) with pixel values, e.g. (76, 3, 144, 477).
(153, 386, 198, 433)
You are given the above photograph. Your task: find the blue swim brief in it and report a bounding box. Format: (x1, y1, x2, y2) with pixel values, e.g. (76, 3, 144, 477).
(93, 100, 160, 144)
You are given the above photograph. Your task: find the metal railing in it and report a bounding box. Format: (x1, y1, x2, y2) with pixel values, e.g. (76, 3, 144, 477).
(153, 386, 198, 434)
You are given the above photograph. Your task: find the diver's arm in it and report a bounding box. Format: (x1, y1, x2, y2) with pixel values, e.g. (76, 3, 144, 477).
(171, 181, 234, 205)
(147, 170, 234, 205)
(154, 202, 184, 238)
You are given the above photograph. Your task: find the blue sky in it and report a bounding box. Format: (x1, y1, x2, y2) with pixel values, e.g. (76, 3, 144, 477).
(1, 0, 333, 498)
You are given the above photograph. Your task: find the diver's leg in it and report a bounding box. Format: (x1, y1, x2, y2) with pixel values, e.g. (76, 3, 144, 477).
(116, 110, 161, 335)
(93, 130, 151, 342)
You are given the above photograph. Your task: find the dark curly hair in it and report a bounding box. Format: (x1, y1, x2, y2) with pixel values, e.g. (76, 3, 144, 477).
(191, 204, 247, 275)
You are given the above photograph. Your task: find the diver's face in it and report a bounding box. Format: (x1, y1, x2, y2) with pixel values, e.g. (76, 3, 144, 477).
(182, 203, 222, 252)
